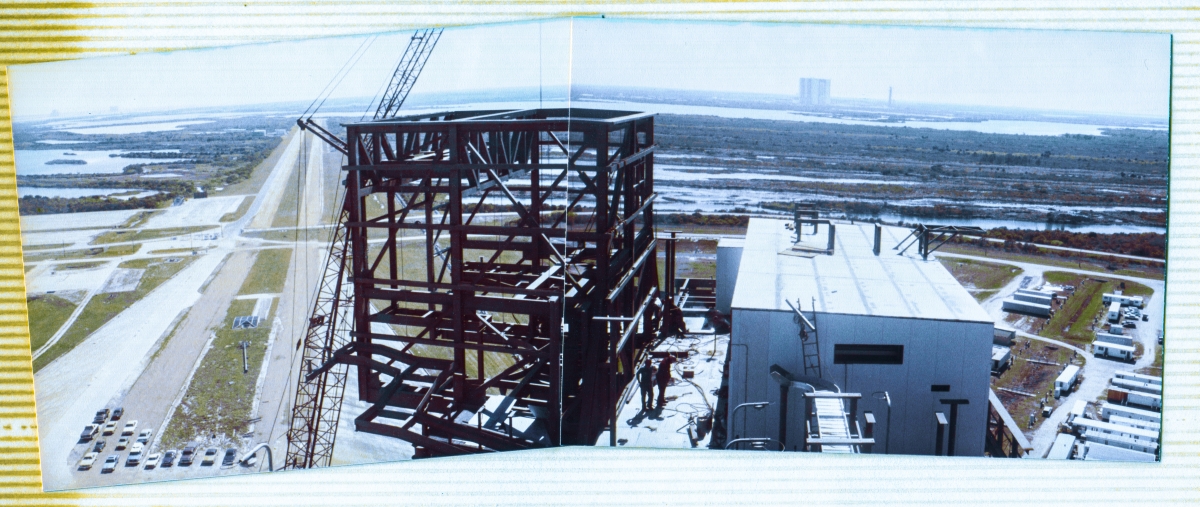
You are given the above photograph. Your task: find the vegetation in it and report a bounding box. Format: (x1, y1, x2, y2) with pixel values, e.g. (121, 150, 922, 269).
(91, 226, 217, 245)
(937, 244, 1163, 280)
(33, 256, 196, 371)
(938, 258, 1022, 292)
(121, 210, 163, 228)
(981, 229, 1164, 259)
(26, 293, 78, 352)
(1038, 271, 1153, 347)
(220, 196, 255, 222)
(18, 180, 194, 216)
(23, 243, 141, 262)
(238, 249, 292, 295)
(159, 298, 271, 450)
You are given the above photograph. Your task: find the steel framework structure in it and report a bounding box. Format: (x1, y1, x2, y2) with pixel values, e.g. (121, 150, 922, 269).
(287, 108, 662, 463)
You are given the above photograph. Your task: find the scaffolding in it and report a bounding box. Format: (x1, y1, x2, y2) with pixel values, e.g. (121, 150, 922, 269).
(285, 108, 662, 464)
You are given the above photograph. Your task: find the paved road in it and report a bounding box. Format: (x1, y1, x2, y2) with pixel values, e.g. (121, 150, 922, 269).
(33, 126, 319, 490)
(935, 251, 1163, 458)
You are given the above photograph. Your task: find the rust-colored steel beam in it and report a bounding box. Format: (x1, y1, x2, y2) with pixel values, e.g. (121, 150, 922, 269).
(290, 108, 662, 462)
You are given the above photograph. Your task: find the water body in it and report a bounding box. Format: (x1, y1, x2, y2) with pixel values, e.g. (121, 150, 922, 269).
(35, 140, 96, 145)
(574, 99, 1164, 137)
(323, 99, 1162, 137)
(56, 120, 215, 135)
(18, 187, 159, 200)
(653, 184, 1165, 234)
(15, 150, 188, 176)
(657, 164, 921, 186)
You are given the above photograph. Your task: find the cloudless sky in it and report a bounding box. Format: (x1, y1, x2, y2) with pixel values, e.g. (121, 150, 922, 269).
(573, 19, 1169, 118)
(10, 18, 1169, 120)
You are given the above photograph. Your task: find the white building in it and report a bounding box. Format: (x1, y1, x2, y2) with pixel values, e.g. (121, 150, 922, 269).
(724, 219, 994, 456)
(798, 78, 831, 106)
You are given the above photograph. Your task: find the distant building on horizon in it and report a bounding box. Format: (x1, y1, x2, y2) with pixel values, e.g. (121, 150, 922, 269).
(798, 78, 831, 106)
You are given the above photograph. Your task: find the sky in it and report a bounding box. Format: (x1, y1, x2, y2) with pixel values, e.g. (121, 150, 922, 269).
(9, 18, 1170, 120)
(572, 19, 1170, 118)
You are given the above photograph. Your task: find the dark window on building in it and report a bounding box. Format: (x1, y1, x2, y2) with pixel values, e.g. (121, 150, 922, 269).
(930, 384, 951, 392)
(832, 344, 904, 365)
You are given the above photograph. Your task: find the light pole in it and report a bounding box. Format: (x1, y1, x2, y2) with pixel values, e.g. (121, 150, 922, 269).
(729, 401, 771, 441)
(872, 391, 892, 454)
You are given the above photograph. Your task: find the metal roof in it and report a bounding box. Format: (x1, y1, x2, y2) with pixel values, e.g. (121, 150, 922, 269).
(730, 218, 994, 323)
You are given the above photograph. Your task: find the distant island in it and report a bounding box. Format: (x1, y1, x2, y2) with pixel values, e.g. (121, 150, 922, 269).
(45, 159, 86, 165)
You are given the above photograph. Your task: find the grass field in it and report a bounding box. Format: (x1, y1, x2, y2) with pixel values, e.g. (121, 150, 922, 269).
(270, 160, 304, 229)
(1037, 271, 1153, 347)
(939, 257, 1022, 301)
(241, 227, 339, 243)
(220, 196, 255, 223)
(238, 248, 292, 295)
(91, 226, 217, 245)
(148, 247, 213, 255)
(159, 298, 271, 450)
(119, 210, 164, 229)
(939, 244, 1164, 281)
(26, 293, 78, 353)
(33, 256, 197, 372)
(23, 243, 141, 262)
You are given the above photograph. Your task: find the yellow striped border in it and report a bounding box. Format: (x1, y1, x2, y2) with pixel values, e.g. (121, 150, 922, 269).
(0, 1, 1197, 505)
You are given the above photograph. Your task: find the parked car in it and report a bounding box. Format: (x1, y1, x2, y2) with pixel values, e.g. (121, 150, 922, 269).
(79, 424, 99, 442)
(130, 442, 144, 455)
(201, 447, 219, 466)
(78, 452, 98, 471)
(179, 446, 196, 466)
(136, 429, 153, 444)
(101, 455, 118, 474)
(240, 452, 257, 468)
(161, 450, 177, 468)
(93, 409, 110, 424)
(143, 452, 161, 470)
(221, 448, 237, 469)
(101, 421, 117, 436)
(126, 449, 141, 467)
(121, 420, 138, 436)
(111, 407, 124, 421)
(115, 437, 129, 451)
(91, 439, 106, 454)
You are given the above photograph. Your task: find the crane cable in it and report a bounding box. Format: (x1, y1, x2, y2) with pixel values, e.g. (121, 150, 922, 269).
(301, 34, 380, 122)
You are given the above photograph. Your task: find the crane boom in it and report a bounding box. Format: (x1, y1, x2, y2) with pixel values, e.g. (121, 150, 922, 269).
(284, 27, 442, 470)
(374, 28, 443, 120)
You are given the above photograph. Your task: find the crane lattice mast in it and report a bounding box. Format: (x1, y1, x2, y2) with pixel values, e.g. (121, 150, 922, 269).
(284, 27, 442, 470)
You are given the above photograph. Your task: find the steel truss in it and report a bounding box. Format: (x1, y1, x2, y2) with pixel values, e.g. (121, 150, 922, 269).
(894, 224, 987, 260)
(292, 108, 662, 460)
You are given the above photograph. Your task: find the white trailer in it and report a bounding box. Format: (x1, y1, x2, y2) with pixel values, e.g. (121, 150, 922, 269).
(1107, 323, 1124, 335)
(1055, 364, 1081, 398)
(1100, 402, 1161, 424)
(993, 326, 1016, 346)
(991, 345, 1011, 372)
(1112, 377, 1162, 396)
(1003, 298, 1052, 317)
(1109, 415, 1160, 432)
(1094, 341, 1134, 361)
(1081, 430, 1159, 454)
(1107, 386, 1162, 412)
(1046, 433, 1077, 460)
(1103, 293, 1144, 309)
(1019, 288, 1057, 299)
(1080, 442, 1157, 462)
(1115, 371, 1162, 386)
(1106, 301, 1121, 322)
(1095, 333, 1133, 347)
(1014, 292, 1053, 305)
